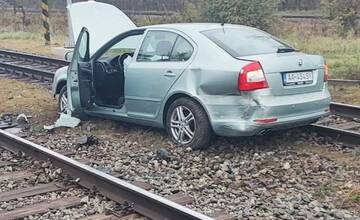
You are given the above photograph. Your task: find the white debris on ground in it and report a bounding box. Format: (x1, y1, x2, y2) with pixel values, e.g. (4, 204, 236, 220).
(44, 113, 81, 130)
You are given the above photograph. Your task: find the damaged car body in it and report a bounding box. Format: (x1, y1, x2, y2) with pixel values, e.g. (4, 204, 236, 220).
(52, 1, 331, 149)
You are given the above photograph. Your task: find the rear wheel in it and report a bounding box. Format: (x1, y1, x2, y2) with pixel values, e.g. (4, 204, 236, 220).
(58, 86, 68, 113)
(166, 97, 212, 149)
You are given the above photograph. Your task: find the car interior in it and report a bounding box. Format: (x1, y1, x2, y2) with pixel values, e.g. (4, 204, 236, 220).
(91, 34, 143, 108)
(88, 31, 193, 109)
(93, 53, 132, 108)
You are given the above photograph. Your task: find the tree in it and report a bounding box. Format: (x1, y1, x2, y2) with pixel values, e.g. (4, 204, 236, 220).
(322, 0, 360, 35)
(201, 0, 280, 31)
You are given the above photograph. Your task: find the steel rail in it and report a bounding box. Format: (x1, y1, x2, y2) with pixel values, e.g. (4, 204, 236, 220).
(0, 61, 54, 80)
(328, 79, 360, 86)
(311, 124, 360, 145)
(0, 129, 213, 220)
(310, 102, 360, 145)
(330, 102, 360, 119)
(0, 49, 69, 67)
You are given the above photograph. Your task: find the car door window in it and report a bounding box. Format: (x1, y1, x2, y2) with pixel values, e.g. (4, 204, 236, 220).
(100, 34, 143, 60)
(170, 36, 194, 61)
(78, 32, 89, 60)
(137, 31, 178, 62)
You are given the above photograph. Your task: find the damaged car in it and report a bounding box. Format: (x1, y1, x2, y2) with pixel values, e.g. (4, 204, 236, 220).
(53, 1, 331, 149)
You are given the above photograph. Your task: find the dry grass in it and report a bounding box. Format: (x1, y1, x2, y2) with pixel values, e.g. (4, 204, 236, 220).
(0, 32, 66, 56)
(0, 77, 58, 125)
(329, 85, 360, 105)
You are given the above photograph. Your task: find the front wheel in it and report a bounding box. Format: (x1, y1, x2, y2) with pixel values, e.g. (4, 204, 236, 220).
(58, 86, 68, 113)
(166, 97, 212, 149)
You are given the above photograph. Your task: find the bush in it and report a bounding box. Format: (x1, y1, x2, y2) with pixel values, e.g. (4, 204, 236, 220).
(202, 0, 280, 31)
(322, 0, 360, 36)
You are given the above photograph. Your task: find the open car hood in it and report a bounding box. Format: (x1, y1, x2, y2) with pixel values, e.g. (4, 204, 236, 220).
(67, 1, 136, 54)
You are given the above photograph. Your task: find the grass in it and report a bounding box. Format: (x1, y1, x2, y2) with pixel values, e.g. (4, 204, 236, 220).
(0, 32, 66, 56)
(329, 85, 360, 105)
(352, 193, 360, 203)
(283, 34, 360, 80)
(314, 183, 336, 199)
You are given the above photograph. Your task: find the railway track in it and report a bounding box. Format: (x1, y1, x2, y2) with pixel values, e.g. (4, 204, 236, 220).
(0, 129, 233, 220)
(313, 102, 360, 145)
(0, 49, 69, 82)
(0, 49, 359, 146)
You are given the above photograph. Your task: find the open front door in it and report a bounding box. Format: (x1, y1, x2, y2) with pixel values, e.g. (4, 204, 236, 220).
(67, 27, 94, 115)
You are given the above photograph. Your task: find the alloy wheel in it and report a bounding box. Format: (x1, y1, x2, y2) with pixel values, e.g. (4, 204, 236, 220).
(59, 90, 68, 113)
(170, 106, 196, 145)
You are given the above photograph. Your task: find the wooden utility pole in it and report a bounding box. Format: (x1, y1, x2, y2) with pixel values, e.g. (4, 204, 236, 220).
(41, 0, 50, 45)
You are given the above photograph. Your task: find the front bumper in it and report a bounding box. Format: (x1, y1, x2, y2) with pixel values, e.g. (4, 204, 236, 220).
(204, 90, 331, 137)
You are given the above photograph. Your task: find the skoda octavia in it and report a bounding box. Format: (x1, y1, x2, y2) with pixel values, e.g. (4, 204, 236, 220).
(53, 1, 331, 149)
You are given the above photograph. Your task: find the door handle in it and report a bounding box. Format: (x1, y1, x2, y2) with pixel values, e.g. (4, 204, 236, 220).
(163, 70, 176, 77)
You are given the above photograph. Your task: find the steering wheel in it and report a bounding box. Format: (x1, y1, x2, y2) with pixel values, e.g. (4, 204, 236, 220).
(118, 52, 134, 72)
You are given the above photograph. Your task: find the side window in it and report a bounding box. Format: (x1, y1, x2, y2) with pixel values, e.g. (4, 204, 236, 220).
(170, 37, 194, 61)
(137, 31, 177, 62)
(100, 34, 143, 60)
(78, 32, 88, 60)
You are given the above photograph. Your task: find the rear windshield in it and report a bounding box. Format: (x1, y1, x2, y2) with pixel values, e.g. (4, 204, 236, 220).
(202, 28, 295, 57)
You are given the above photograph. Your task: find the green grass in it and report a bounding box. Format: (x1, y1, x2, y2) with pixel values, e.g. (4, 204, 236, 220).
(314, 183, 336, 199)
(352, 193, 360, 203)
(283, 34, 360, 79)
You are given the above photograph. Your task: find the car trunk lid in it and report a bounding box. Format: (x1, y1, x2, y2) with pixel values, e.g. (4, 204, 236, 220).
(67, 1, 136, 55)
(240, 52, 325, 96)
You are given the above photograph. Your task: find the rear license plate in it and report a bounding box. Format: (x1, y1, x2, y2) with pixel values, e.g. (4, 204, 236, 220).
(283, 71, 313, 86)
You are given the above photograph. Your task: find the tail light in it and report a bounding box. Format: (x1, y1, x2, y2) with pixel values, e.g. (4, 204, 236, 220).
(238, 61, 268, 91)
(324, 63, 329, 82)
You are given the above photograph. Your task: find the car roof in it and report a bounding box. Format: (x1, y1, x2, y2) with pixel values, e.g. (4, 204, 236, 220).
(141, 23, 258, 33)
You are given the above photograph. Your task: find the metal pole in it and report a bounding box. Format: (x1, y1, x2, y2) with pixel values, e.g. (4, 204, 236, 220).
(41, 0, 51, 45)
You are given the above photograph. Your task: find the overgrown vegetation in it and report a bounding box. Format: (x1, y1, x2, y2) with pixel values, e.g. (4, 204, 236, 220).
(203, 0, 279, 31)
(322, 0, 360, 36)
(175, 0, 280, 31)
(283, 33, 360, 79)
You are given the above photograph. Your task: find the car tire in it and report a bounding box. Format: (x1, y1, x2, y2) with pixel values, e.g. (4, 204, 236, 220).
(58, 86, 68, 113)
(166, 97, 212, 149)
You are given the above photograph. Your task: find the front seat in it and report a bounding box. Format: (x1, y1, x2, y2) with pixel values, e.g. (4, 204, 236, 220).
(155, 41, 173, 61)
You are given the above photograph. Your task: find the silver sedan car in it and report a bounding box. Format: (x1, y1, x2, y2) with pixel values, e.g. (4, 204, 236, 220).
(53, 2, 331, 149)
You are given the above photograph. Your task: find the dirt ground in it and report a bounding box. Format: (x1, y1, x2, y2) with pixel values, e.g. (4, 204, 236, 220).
(0, 38, 63, 57)
(0, 77, 58, 125)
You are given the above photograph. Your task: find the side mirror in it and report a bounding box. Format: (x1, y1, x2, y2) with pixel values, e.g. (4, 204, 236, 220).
(65, 51, 74, 61)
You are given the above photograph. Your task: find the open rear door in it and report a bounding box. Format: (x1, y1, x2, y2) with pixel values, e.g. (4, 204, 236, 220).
(67, 27, 94, 115)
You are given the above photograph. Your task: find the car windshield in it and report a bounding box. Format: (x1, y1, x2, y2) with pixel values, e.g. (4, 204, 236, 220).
(202, 28, 296, 57)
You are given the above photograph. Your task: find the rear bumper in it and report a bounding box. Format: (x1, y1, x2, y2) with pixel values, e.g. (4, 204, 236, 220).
(212, 110, 329, 136)
(204, 89, 331, 137)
